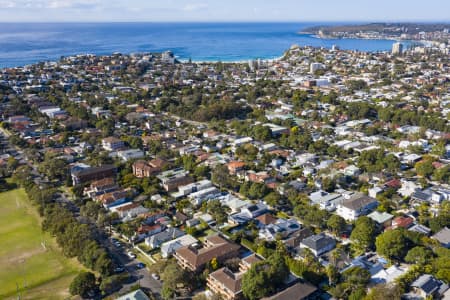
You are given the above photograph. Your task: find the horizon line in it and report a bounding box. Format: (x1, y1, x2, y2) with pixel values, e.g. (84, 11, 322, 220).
(1, 20, 450, 24)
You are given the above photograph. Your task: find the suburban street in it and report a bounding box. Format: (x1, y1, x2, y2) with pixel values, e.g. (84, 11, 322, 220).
(100, 235, 163, 298)
(0, 129, 162, 298)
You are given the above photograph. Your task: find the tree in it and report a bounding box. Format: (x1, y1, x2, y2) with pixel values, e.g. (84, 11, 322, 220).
(346, 79, 368, 91)
(415, 159, 434, 178)
(38, 154, 68, 181)
(80, 201, 103, 222)
(431, 140, 446, 157)
(241, 251, 289, 300)
(241, 265, 271, 300)
(433, 165, 450, 184)
(364, 283, 402, 300)
(264, 192, 282, 207)
(11, 166, 32, 189)
(99, 274, 127, 294)
(350, 216, 376, 253)
(69, 271, 97, 298)
(429, 214, 450, 233)
(210, 257, 219, 271)
(194, 165, 210, 179)
(326, 264, 339, 286)
(207, 199, 229, 224)
(248, 182, 269, 200)
(322, 177, 336, 192)
(180, 154, 197, 172)
(327, 215, 346, 235)
(375, 229, 408, 262)
(6, 156, 18, 172)
(404, 246, 433, 265)
(161, 260, 189, 299)
(342, 266, 371, 286)
(211, 164, 230, 189)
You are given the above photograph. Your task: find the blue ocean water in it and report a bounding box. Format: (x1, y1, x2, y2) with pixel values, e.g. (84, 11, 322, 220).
(0, 22, 403, 68)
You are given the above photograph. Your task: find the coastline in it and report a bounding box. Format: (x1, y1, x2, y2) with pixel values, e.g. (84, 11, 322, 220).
(0, 23, 406, 69)
(182, 54, 285, 64)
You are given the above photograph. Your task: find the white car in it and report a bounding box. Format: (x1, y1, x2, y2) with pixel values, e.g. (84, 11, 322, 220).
(127, 251, 137, 259)
(151, 273, 160, 280)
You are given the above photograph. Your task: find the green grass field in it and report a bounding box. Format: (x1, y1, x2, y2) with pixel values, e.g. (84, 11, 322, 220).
(0, 188, 83, 300)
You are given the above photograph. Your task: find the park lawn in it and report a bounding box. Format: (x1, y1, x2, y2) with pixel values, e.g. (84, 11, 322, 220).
(0, 188, 84, 300)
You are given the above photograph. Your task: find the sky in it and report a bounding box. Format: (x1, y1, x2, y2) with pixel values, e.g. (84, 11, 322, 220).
(0, 0, 449, 22)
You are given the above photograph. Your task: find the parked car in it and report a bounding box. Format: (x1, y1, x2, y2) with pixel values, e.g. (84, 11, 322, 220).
(136, 262, 145, 269)
(127, 251, 137, 259)
(151, 273, 160, 280)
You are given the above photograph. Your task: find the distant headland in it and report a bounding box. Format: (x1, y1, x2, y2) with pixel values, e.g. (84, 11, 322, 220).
(301, 22, 450, 42)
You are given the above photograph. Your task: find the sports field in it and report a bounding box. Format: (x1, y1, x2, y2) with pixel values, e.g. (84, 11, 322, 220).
(0, 188, 83, 300)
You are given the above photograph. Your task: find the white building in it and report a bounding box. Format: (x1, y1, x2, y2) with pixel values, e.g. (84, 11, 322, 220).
(310, 62, 324, 74)
(336, 194, 378, 221)
(160, 234, 198, 258)
(117, 149, 145, 162)
(392, 42, 403, 55)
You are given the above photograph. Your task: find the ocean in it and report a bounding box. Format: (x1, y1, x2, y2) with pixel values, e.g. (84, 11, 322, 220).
(0, 22, 405, 68)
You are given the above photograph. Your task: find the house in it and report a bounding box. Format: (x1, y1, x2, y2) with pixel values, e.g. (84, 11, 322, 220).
(367, 211, 394, 228)
(173, 179, 213, 198)
(309, 190, 343, 212)
(411, 190, 432, 203)
(246, 171, 273, 184)
(239, 254, 263, 272)
(371, 265, 408, 284)
(368, 186, 383, 198)
(141, 211, 166, 225)
(129, 223, 163, 242)
(132, 158, 166, 178)
(116, 289, 149, 300)
(96, 189, 129, 208)
(207, 267, 244, 300)
(229, 202, 269, 225)
(83, 177, 117, 198)
(117, 149, 145, 162)
(300, 233, 336, 256)
(432, 227, 450, 248)
(384, 178, 402, 189)
(227, 161, 246, 175)
(111, 202, 149, 221)
(410, 274, 449, 299)
(343, 253, 384, 275)
(408, 224, 431, 236)
(174, 235, 240, 272)
(160, 234, 198, 258)
(232, 137, 253, 148)
(398, 180, 421, 197)
(256, 213, 278, 227)
(391, 216, 414, 229)
(336, 194, 378, 221)
(157, 168, 194, 192)
(71, 164, 117, 185)
(206, 254, 262, 300)
(258, 218, 302, 241)
(284, 228, 314, 254)
(261, 282, 318, 300)
(145, 227, 185, 249)
(102, 136, 124, 151)
(189, 187, 221, 206)
(344, 165, 361, 177)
